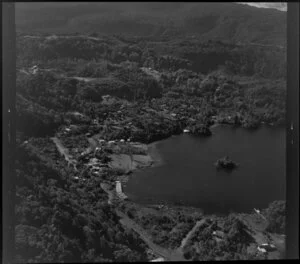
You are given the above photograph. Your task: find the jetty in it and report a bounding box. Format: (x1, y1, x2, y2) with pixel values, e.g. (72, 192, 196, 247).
(115, 181, 128, 200)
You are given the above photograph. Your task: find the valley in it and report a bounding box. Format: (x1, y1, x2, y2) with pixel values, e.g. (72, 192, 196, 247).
(14, 3, 286, 262)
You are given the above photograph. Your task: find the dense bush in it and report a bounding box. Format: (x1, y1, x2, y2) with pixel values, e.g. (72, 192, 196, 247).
(14, 32, 286, 262)
(263, 200, 286, 234)
(15, 142, 148, 262)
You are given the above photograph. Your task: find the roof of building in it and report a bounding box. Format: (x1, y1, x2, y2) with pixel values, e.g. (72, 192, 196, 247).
(150, 257, 165, 262)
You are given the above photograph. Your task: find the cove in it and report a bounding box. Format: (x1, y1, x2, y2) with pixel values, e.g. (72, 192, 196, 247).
(124, 125, 286, 214)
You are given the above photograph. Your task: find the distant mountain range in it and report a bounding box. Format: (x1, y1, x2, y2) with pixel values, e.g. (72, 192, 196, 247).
(16, 2, 286, 46)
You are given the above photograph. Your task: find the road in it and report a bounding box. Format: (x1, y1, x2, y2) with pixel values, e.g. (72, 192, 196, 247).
(115, 209, 185, 261)
(179, 219, 206, 250)
(51, 137, 77, 170)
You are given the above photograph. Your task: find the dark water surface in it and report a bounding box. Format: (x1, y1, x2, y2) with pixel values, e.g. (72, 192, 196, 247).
(124, 125, 286, 214)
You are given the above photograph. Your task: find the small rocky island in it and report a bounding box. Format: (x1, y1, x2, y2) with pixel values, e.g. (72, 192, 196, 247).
(215, 156, 238, 170)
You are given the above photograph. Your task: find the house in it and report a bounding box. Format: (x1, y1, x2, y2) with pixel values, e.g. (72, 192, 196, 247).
(102, 95, 111, 100)
(92, 119, 99, 125)
(91, 167, 101, 175)
(257, 246, 267, 253)
(212, 230, 225, 239)
(29, 65, 39, 74)
(254, 208, 260, 214)
(260, 243, 276, 251)
(150, 257, 164, 262)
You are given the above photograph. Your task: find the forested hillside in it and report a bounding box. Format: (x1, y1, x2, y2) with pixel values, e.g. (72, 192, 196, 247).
(14, 2, 286, 262)
(16, 2, 286, 46)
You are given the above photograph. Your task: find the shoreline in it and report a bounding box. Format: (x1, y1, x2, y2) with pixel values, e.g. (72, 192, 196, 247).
(118, 141, 164, 188)
(121, 125, 285, 213)
(147, 140, 165, 168)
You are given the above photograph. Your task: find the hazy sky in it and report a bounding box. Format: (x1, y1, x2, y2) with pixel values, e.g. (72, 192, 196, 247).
(238, 2, 287, 11)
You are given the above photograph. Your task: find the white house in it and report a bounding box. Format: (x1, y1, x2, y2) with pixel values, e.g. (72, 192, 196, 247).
(150, 257, 165, 262)
(257, 246, 267, 253)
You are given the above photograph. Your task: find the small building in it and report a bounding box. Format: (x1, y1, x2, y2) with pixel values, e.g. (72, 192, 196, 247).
(88, 158, 99, 166)
(29, 65, 39, 74)
(254, 208, 260, 214)
(212, 230, 225, 239)
(92, 119, 99, 125)
(257, 246, 267, 253)
(91, 167, 101, 175)
(260, 243, 276, 251)
(102, 95, 111, 101)
(150, 257, 165, 262)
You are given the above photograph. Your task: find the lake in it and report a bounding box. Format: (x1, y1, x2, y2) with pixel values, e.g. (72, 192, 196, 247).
(124, 125, 286, 214)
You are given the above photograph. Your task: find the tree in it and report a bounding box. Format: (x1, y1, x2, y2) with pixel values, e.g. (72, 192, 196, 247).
(264, 200, 286, 234)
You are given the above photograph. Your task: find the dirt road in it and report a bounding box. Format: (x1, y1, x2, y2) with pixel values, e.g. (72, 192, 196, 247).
(179, 219, 206, 250)
(51, 137, 77, 170)
(116, 209, 185, 261)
